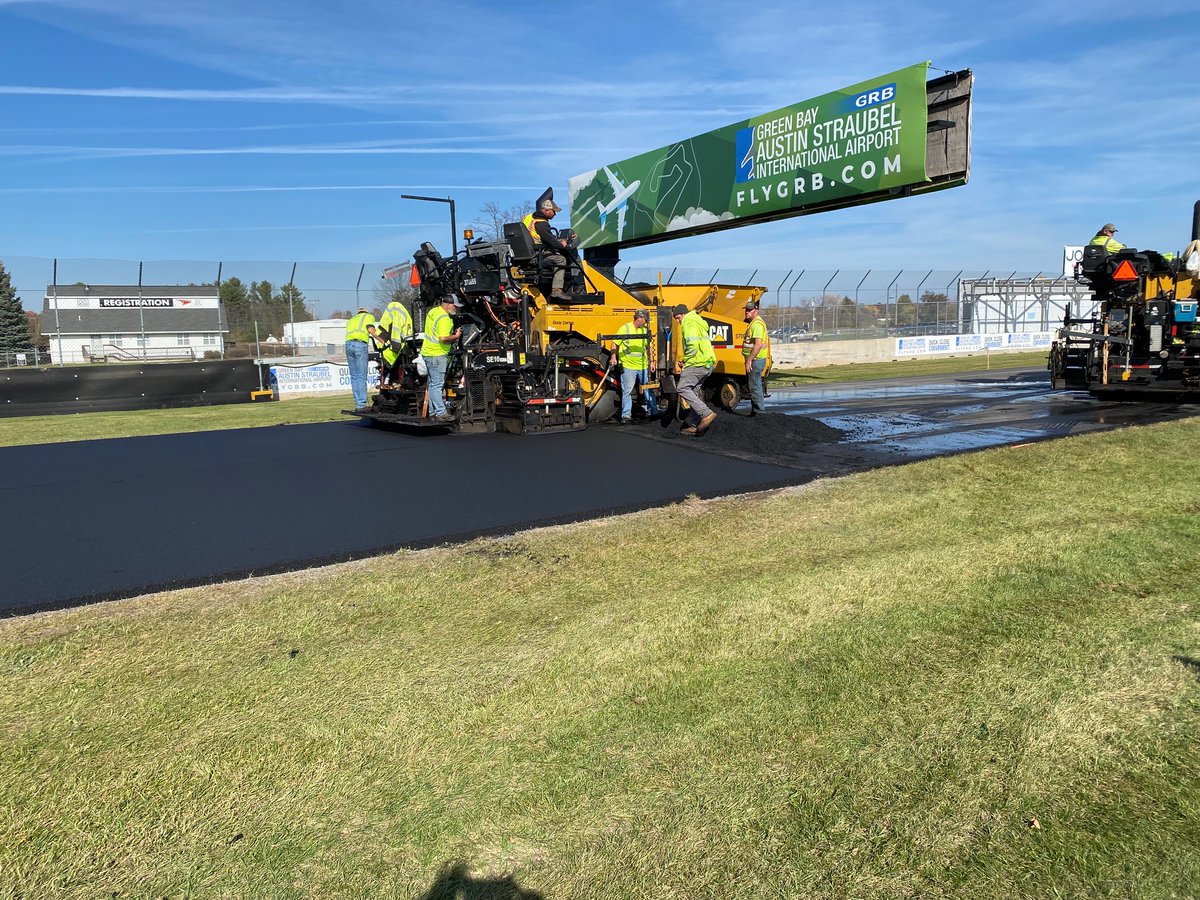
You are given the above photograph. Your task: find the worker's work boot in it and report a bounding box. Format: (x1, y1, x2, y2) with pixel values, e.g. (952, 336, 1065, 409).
(696, 412, 717, 435)
(550, 291, 572, 302)
(681, 425, 698, 435)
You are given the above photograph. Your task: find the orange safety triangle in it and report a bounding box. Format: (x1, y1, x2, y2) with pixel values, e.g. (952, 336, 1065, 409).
(409, 264, 421, 286)
(1112, 260, 1139, 281)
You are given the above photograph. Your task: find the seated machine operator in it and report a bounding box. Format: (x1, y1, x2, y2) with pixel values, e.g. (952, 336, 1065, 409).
(522, 187, 577, 302)
(1089, 223, 1125, 254)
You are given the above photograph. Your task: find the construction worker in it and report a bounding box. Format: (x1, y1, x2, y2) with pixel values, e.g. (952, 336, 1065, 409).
(611, 307, 659, 424)
(671, 304, 717, 435)
(742, 300, 769, 416)
(378, 297, 414, 384)
(1089, 223, 1125, 253)
(421, 295, 462, 420)
(344, 306, 379, 411)
(523, 187, 573, 302)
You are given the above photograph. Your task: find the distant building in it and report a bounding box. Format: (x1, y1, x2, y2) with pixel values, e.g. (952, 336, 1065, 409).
(284, 318, 354, 357)
(41, 284, 226, 364)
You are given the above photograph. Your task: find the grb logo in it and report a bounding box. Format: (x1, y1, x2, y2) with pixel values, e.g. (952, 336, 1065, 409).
(846, 82, 896, 111)
(735, 126, 754, 183)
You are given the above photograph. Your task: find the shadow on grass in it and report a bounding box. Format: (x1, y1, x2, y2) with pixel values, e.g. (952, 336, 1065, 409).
(415, 860, 545, 900)
(1172, 655, 1200, 680)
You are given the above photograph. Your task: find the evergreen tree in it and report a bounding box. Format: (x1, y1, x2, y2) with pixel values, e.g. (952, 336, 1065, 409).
(0, 260, 33, 355)
(220, 277, 252, 343)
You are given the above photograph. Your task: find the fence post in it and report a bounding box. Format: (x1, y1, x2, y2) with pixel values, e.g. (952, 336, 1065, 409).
(823, 271, 839, 333)
(854, 270, 871, 330)
(886, 270, 903, 327)
(914, 270, 932, 329)
(787, 270, 804, 311)
(774, 270, 792, 312)
(946, 270, 963, 331)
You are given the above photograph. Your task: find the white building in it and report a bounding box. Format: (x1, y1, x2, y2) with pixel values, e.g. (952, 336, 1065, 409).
(42, 284, 227, 364)
(283, 318, 354, 356)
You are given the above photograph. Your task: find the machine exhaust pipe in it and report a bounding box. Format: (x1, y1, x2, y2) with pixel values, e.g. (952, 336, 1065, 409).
(1193, 199, 1200, 242)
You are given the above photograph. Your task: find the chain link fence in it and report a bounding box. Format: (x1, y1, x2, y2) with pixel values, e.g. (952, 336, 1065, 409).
(4, 256, 1088, 366)
(620, 265, 1088, 341)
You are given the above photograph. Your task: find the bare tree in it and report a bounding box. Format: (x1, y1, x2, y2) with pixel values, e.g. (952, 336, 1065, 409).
(472, 200, 534, 241)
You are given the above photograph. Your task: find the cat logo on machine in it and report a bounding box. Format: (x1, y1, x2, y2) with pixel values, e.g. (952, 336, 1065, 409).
(703, 317, 733, 347)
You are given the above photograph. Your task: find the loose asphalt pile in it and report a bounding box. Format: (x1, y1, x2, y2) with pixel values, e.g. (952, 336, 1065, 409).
(621, 410, 844, 467)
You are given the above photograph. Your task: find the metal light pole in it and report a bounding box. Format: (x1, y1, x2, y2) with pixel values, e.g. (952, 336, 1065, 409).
(52, 259, 63, 366)
(287, 262, 297, 353)
(401, 194, 458, 260)
(216, 261, 224, 359)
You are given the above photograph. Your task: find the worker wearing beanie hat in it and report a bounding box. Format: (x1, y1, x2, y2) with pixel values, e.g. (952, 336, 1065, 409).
(610, 307, 659, 423)
(670, 304, 717, 435)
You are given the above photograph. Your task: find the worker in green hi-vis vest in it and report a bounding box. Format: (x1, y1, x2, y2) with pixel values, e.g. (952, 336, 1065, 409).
(670, 304, 717, 436)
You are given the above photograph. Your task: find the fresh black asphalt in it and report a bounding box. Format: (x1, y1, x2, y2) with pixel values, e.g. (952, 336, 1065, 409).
(0, 420, 805, 616)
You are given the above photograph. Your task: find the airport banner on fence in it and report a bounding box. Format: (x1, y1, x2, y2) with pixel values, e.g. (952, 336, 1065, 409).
(569, 62, 933, 250)
(895, 331, 1054, 357)
(269, 360, 379, 397)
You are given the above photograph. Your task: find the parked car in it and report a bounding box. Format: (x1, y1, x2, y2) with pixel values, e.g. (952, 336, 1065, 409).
(769, 325, 819, 342)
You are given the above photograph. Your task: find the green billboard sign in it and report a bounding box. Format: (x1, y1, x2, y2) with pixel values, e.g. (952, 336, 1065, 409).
(568, 62, 951, 252)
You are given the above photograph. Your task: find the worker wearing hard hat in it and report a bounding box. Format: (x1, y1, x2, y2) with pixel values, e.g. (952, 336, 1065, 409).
(523, 187, 574, 302)
(742, 300, 769, 416)
(610, 307, 659, 424)
(344, 306, 379, 410)
(671, 304, 717, 436)
(1089, 223, 1125, 253)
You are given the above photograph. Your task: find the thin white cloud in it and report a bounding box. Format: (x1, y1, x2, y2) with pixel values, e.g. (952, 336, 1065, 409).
(146, 222, 445, 233)
(0, 184, 543, 194)
(0, 142, 623, 161)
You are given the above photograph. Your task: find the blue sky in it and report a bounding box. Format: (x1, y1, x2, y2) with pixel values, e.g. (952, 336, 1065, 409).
(2, 0, 1199, 312)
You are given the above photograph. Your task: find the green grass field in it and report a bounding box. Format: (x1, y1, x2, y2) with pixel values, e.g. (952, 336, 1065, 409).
(2, 415, 1197, 898)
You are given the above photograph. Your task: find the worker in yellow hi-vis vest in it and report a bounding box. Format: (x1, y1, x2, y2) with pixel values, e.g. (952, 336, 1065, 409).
(378, 298, 414, 384)
(610, 307, 659, 424)
(742, 300, 769, 416)
(344, 306, 378, 410)
(1089, 223, 1125, 253)
(421, 295, 462, 420)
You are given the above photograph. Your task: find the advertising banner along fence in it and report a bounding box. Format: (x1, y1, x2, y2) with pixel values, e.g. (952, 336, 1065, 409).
(569, 63, 971, 253)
